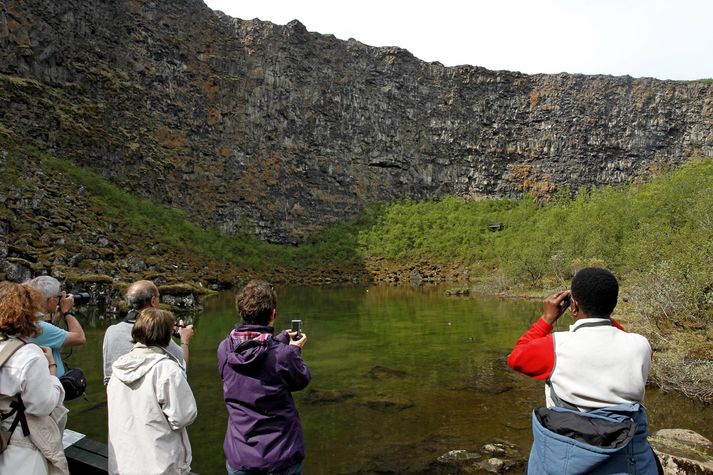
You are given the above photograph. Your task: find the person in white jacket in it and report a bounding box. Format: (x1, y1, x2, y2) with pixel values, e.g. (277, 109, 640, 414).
(107, 308, 197, 475)
(0, 281, 67, 475)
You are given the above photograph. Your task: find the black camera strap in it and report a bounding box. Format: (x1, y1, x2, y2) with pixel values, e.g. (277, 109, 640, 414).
(124, 309, 140, 324)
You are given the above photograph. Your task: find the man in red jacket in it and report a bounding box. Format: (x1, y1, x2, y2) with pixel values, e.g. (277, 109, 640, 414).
(507, 267, 660, 474)
(507, 267, 651, 410)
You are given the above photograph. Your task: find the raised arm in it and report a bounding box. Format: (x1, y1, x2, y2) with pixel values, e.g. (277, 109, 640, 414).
(506, 318, 556, 380)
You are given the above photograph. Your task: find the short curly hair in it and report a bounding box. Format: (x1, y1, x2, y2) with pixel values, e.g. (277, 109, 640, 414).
(0, 281, 42, 338)
(235, 280, 276, 325)
(571, 267, 619, 318)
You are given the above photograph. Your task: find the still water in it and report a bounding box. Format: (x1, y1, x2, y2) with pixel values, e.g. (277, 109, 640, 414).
(65, 285, 713, 474)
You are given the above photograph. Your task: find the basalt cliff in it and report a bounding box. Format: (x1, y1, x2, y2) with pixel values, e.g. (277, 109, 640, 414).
(1, 0, 713, 245)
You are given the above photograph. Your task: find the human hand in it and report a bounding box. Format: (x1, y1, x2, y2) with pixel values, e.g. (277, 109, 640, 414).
(41, 346, 55, 365)
(179, 321, 194, 345)
(288, 331, 307, 349)
(59, 291, 74, 314)
(542, 291, 571, 325)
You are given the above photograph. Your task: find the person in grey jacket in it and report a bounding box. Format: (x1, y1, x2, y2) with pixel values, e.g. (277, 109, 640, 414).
(102, 280, 193, 384)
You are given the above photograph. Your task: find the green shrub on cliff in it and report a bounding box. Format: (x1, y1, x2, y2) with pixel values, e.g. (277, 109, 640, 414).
(356, 159, 711, 291)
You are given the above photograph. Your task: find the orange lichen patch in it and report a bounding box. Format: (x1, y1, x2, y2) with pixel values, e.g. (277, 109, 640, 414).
(290, 202, 305, 216)
(185, 61, 200, 75)
(505, 163, 532, 191)
(238, 151, 283, 203)
(528, 177, 555, 201)
(196, 77, 218, 101)
(259, 151, 282, 186)
(218, 145, 232, 158)
(383, 55, 397, 66)
(207, 108, 222, 125)
(530, 89, 539, 111)
(157, 127, 186, 150)
(504, 163, 555, 201)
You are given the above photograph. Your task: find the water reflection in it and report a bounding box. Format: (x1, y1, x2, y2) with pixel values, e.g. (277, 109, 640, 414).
(64, 285, 713, 474)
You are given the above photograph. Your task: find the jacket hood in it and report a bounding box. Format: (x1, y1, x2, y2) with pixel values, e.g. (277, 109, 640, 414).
(225, 324, 276, 369)
(112, 343, 172, 384)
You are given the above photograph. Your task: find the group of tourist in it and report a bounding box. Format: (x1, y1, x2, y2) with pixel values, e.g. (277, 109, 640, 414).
(1, 267, 661, 474)
(1, 277, 309, 475)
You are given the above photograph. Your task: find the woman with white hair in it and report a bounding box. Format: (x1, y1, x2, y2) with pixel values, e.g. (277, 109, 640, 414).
(27, 276, 85, 378)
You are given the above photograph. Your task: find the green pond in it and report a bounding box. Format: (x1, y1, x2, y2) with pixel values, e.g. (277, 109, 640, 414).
(64, 285, 713, 474)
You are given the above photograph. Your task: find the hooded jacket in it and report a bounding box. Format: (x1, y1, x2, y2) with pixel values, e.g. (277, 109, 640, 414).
(527, 403, 658, 474)
(218, 324, 311, 472)
(107, 344, 197, 475)
(0, 338, 67, 475)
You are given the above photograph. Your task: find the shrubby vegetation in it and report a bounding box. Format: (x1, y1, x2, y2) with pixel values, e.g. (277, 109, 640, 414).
(43, 152, 712, 331)
(355, 160, 712, 320)
(349, 159, 713, 400)
(18, 145, 713, 400)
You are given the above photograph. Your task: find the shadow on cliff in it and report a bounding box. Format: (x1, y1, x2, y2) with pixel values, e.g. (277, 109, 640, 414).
(269, 208, 380, 285)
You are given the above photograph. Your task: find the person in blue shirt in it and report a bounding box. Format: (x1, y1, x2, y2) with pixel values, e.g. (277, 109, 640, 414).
(27, 276, 86, 377)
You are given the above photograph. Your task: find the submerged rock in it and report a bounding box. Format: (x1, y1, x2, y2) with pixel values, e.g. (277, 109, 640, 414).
(433, 441, 525, 474)
(301, 388, 355, 405)
(368, 365, 410, 380)
(449, 355, 516, 395)
(436, 449, 481, 464)
(362, 397, 414, 412)
(446, 287, 471, 296)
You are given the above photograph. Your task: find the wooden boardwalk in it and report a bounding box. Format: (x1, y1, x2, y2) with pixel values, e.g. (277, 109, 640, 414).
(65, 436, 198, 475)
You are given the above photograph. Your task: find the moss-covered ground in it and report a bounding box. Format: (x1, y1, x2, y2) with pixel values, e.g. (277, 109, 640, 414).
(1, 135, 711, 401)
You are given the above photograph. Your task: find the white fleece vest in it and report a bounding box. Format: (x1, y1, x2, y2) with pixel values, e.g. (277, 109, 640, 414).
(546, 318, 652, 410)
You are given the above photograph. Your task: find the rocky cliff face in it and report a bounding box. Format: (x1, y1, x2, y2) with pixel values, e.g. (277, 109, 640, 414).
(1, 0, 712, 243)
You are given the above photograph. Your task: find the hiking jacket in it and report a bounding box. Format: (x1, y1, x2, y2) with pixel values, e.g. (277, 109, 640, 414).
(107, 344, 197, 475)
(507, 317, 651, 409)
(527, 403, 658, 474)
(218, 324, 311, 472)
(0, 337, 67, 475)
(103, 321, 185, 384)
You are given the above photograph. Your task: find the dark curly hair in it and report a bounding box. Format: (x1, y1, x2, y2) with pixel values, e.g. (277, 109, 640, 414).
(571, 267, 619, 318)
(0, 281, 42, 338)
(235, 280, 277, 325)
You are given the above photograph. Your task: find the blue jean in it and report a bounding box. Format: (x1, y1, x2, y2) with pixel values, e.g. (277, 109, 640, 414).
(226, 461, 303, 475)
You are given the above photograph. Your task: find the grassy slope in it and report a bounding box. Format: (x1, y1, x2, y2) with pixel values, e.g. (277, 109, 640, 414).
(2, 136, 711, 400)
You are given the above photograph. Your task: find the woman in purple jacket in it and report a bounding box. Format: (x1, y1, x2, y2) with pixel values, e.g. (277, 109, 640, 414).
(218, 280, 311, 475)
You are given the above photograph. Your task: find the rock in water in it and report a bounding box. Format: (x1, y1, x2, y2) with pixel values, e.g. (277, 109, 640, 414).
(649, 429, 713, 474)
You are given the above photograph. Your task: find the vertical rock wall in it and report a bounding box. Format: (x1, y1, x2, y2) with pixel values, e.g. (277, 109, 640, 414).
(1, 0, 712, 243)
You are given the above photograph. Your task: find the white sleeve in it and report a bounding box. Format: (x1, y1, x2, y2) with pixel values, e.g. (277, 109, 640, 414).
(20, 347, 64, 415)
(156, 363, 197, 431)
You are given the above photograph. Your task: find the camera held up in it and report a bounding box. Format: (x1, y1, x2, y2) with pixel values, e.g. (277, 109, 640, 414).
(69, 292, 91, 305)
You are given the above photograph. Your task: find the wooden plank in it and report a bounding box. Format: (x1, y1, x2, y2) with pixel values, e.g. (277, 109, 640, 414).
(64, 437, 199, 475)
(65, 443, 108, 475)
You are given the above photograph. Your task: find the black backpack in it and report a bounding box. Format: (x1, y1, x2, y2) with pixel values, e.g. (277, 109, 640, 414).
(0, 337, 30, 453)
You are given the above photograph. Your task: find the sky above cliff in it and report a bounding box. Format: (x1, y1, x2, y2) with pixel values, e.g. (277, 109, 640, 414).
(204, 0, 712, 81)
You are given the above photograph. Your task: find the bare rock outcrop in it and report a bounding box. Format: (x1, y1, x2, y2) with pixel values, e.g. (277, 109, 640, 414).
(651, 429, 713, 475)
(1, 0, 712, 243)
